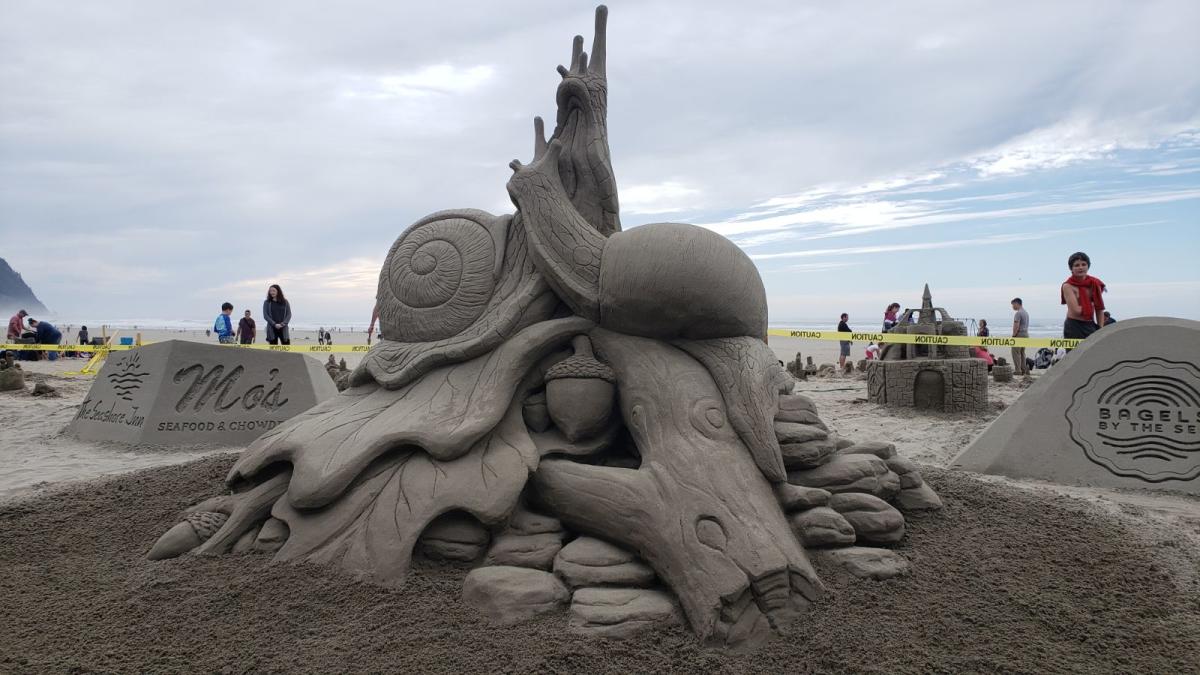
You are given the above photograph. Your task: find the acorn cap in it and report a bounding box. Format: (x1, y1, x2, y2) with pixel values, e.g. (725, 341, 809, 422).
(545, 354, 615, 383)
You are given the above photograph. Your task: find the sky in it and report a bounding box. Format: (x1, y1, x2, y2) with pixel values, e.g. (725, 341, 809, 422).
(1, 0, 1198, 329)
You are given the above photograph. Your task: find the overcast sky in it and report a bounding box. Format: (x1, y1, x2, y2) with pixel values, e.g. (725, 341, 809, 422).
(2, 0, 1198, 329)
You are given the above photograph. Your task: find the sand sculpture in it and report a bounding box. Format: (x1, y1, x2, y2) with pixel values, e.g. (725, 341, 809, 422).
(867, 285, 988, 412)
(69, 340, 337, 445)
(954, 317, 1200, 496)
(149, 7, 942, 649)
(0, 351, 24, 391)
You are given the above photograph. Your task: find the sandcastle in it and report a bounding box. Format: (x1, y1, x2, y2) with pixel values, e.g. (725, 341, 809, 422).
(147, 7, 943, 650)
(867, 285, 988, 413)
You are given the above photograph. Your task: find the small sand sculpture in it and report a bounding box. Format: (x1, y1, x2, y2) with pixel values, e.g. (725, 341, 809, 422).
(866, 285, 988, 412)
(149, 7, 942, 650)
(0, 352, 25, 391)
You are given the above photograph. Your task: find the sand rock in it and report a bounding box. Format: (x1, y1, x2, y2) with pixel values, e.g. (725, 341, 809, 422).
(418, 512, 490, 561)
(788, 453, 900, 498)
(773, 407, 827, 430)
(814, 547, 910, 580)
(484, 532, 565, 570)
(840, 441, 897, 460)
(569, 587, 682, 639)
(834, 437, 856, 450)
(777, 393, 817, 414)
(253, 517, 290, 553)
(895, 483, 944, 512)
(462, 566, 569, 624)
(773, 483, 831, 511)
(0, 366, 24, 391)
(817, 364, 835, 377)
(829, 493, 906, 544)
(992, 364, 1014, 382)
(30, 379, 59, 397)
(884, 456, 924, 489)
(507, 507, 564, 536)
(780, 438, 839, 469)
(773, 421, 828, 444)
(554, 537, 656, 588)
(789, 507, 855, 547)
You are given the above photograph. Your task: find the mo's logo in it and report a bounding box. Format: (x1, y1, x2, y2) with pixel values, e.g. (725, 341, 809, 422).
(1067, 358, 1200, 483)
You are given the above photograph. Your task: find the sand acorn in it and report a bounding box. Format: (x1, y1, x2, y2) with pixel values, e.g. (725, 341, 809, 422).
(146, 511, 228, 560)
(544, 335, 616, 441)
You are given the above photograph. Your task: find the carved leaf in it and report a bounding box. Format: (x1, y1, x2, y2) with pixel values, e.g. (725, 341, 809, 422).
(229, 317, 592, 508)
(271, 399, 537, 586)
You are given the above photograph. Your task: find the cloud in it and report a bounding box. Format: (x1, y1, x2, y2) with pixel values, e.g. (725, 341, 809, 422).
(2, 1, 1198, 321)
(619, 180, 702, 215)
(749, 221, 1167, 261)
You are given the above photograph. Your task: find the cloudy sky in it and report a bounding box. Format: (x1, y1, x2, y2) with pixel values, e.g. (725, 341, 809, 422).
(2, 0, 1198, 330)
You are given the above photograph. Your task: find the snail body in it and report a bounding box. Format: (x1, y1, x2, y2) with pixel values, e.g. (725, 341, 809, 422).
(507, 141, 767, 340)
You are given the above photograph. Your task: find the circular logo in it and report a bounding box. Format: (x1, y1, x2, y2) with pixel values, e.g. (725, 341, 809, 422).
(1066, 358, 1200, 483)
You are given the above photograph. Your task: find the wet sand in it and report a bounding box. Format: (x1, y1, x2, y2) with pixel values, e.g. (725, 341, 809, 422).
(1, 455, 1197, 673)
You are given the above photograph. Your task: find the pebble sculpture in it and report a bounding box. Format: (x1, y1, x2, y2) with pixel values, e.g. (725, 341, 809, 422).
(150, 6, 942, 650)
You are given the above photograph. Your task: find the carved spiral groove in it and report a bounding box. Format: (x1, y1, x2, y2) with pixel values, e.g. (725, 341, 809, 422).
(378, 212, 500, 343)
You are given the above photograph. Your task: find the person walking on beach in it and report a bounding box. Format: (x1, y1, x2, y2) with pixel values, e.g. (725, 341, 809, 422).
(1061, 251, 1106, 340)
(6, 309, 27, 341)
(237, 310, 256, 345)
(977, 319, 990, 337)
(1011, 298, 1029, 375)
(837, 313, 852, 371)
(324, 329, 333, 346)
(263, 284, 292, 345)
(317, 327, 326, 346)
(213, 303, 236, 344)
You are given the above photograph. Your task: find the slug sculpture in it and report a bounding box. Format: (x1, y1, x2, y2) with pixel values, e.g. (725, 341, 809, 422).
(150, 6, 941, 651)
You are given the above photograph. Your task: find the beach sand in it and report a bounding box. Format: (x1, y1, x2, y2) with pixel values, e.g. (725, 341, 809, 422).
(2, 338, 1198, 671)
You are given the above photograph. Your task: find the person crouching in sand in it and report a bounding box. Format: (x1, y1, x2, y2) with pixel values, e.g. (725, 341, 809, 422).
(1061, 251, 1106, 341)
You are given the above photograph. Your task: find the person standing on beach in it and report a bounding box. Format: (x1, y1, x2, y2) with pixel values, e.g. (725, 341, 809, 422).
(882, 303, 899, 332)
(213, 303, 236, 344)
(324, 329, 333, 346)
(237, 310, 256, 345)
(317, 327, 325, 346)
(77, 325, 89, 345)
(263, 284, 292, 345)
(7, 309, 27, 341)
(977, 319, 990, 337)
(1103, 310, 1117, 325)
(1010, 298, 1030, 375)
(837, 313, 851, 370)
(366, 303, 380, 345)
(1061, 251, 1106, 340)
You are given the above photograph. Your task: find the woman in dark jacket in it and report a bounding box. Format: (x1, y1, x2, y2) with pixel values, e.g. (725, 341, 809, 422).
(263, 284, 292, 345)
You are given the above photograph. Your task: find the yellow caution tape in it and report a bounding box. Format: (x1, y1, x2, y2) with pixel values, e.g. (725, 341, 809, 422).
(765, 328, 1082, 350)
(0, 343, 372, 353)
(4, 332, 1082, 354)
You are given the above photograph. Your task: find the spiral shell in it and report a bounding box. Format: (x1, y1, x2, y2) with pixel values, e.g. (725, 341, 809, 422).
(378, 210, 508, 343)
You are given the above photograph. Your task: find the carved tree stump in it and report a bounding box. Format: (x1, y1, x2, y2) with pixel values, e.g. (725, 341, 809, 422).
(533, 329, 823, 650)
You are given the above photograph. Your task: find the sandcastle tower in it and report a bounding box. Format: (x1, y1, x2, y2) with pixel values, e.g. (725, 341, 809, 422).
(867, 285, 987, 412)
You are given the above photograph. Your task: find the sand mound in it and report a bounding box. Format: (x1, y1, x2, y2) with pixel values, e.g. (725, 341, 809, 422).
(1, 455, 1197, 673)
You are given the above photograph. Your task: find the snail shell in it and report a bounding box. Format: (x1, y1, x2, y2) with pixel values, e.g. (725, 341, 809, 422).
(508, 141, 766, 340)
(377, 209, 508, 343)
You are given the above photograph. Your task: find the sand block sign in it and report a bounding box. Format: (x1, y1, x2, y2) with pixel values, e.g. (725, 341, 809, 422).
(66, 340, 338, 445)
(952, 317, 1200, 495)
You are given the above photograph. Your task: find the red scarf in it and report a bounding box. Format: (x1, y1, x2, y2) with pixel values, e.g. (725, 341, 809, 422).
(1062, 275, 1106, 319)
